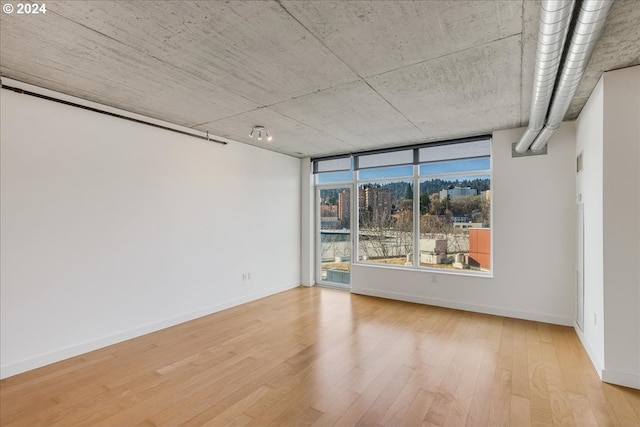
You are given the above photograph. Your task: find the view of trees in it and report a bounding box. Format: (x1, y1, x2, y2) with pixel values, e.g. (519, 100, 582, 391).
(320, 178, 490, 223)
(320, 188, 340, 206)
(357, 178, 490, 264)
(320, 177, 491, 269)
(419, 177, 490, 195)
(365, 178, 490, 221)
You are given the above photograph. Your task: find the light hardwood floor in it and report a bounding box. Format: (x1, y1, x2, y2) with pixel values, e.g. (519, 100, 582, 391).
(1, 287, 639, 426)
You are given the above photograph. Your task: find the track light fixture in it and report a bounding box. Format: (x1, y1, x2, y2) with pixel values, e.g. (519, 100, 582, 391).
(249, 125, 272, 142)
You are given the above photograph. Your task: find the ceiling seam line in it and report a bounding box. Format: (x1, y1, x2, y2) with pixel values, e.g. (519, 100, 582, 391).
(47, 9, 263, 108)
(195, 107, 354, 149)
(264, 109, 356, 148)
(365, 33, 523, 81)
(260, 78, 363, 109)
(361, 80, 423, 134)
(275, 0, 365, 80)
(196, 76, 363, 126)
(190, 105, 283, 128)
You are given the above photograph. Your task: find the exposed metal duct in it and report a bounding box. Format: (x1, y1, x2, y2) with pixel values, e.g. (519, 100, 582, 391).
(529, 0, 614, 153)
(514, 0, 575, 154)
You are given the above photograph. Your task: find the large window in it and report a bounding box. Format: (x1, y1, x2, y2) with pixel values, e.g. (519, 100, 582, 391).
(314, 137, 491, 274)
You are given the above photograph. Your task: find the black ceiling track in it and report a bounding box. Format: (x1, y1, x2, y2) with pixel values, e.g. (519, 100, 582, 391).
(1, 82, 228, 146)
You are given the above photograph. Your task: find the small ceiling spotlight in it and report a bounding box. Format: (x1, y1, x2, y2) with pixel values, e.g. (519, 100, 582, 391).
(249, 125, 272, 142)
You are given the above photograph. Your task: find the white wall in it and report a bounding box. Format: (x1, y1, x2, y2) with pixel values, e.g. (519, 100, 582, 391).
(575, 77, 605, 375)
(351, 124, 577, 326)
(0, 88, 301, 378)
(601, 66, 640, 388)
(574, 66, 640, 389)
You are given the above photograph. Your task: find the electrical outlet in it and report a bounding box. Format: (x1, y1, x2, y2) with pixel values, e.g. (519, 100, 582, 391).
(594, 313, 597, 325)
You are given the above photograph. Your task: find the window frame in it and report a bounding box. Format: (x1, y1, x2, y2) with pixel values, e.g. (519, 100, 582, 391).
(315, 182, 355, 288)
(312, 135, 493, 276)
(356, 169, 416, 266)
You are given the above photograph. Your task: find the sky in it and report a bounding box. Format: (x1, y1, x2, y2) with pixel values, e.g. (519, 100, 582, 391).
(317, 156, 490, 184)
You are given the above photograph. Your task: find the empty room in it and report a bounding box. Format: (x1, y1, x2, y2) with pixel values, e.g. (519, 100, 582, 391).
(1, 0, 639, 426)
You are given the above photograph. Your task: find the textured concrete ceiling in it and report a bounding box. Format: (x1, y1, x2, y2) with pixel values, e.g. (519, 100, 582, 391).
(1, 1, 638, 158)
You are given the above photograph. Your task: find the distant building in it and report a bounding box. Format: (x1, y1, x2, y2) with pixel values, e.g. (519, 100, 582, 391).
(337, 190, 350, 221)
(359, 186, 391, 218)
(320, 204, 337, 218)
(439, 186, 478, 200)
(481, 189, 491, 200)
(358, 189, 366, 214)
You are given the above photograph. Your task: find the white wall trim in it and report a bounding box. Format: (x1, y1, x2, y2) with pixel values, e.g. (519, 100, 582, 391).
(0, 283, 298, 379)
(351, 287, 574, 326)
(602, 369, 640, 390)
(574, 323, 604, 380)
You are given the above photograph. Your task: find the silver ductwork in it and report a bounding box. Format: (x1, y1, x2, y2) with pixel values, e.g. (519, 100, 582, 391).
(529, 0, 614, 153)
(514, 0, 575, 154)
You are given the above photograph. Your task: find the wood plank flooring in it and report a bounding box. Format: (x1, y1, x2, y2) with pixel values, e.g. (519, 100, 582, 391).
(1, 287, 639, 426)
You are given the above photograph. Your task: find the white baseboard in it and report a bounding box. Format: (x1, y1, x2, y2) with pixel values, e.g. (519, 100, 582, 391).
(602, 369, 640, 390)
(573, 324, 639, 389)
(351, 286, 574, 326)
(0, 283, 298, 379)
(573, 323, 604, 380)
